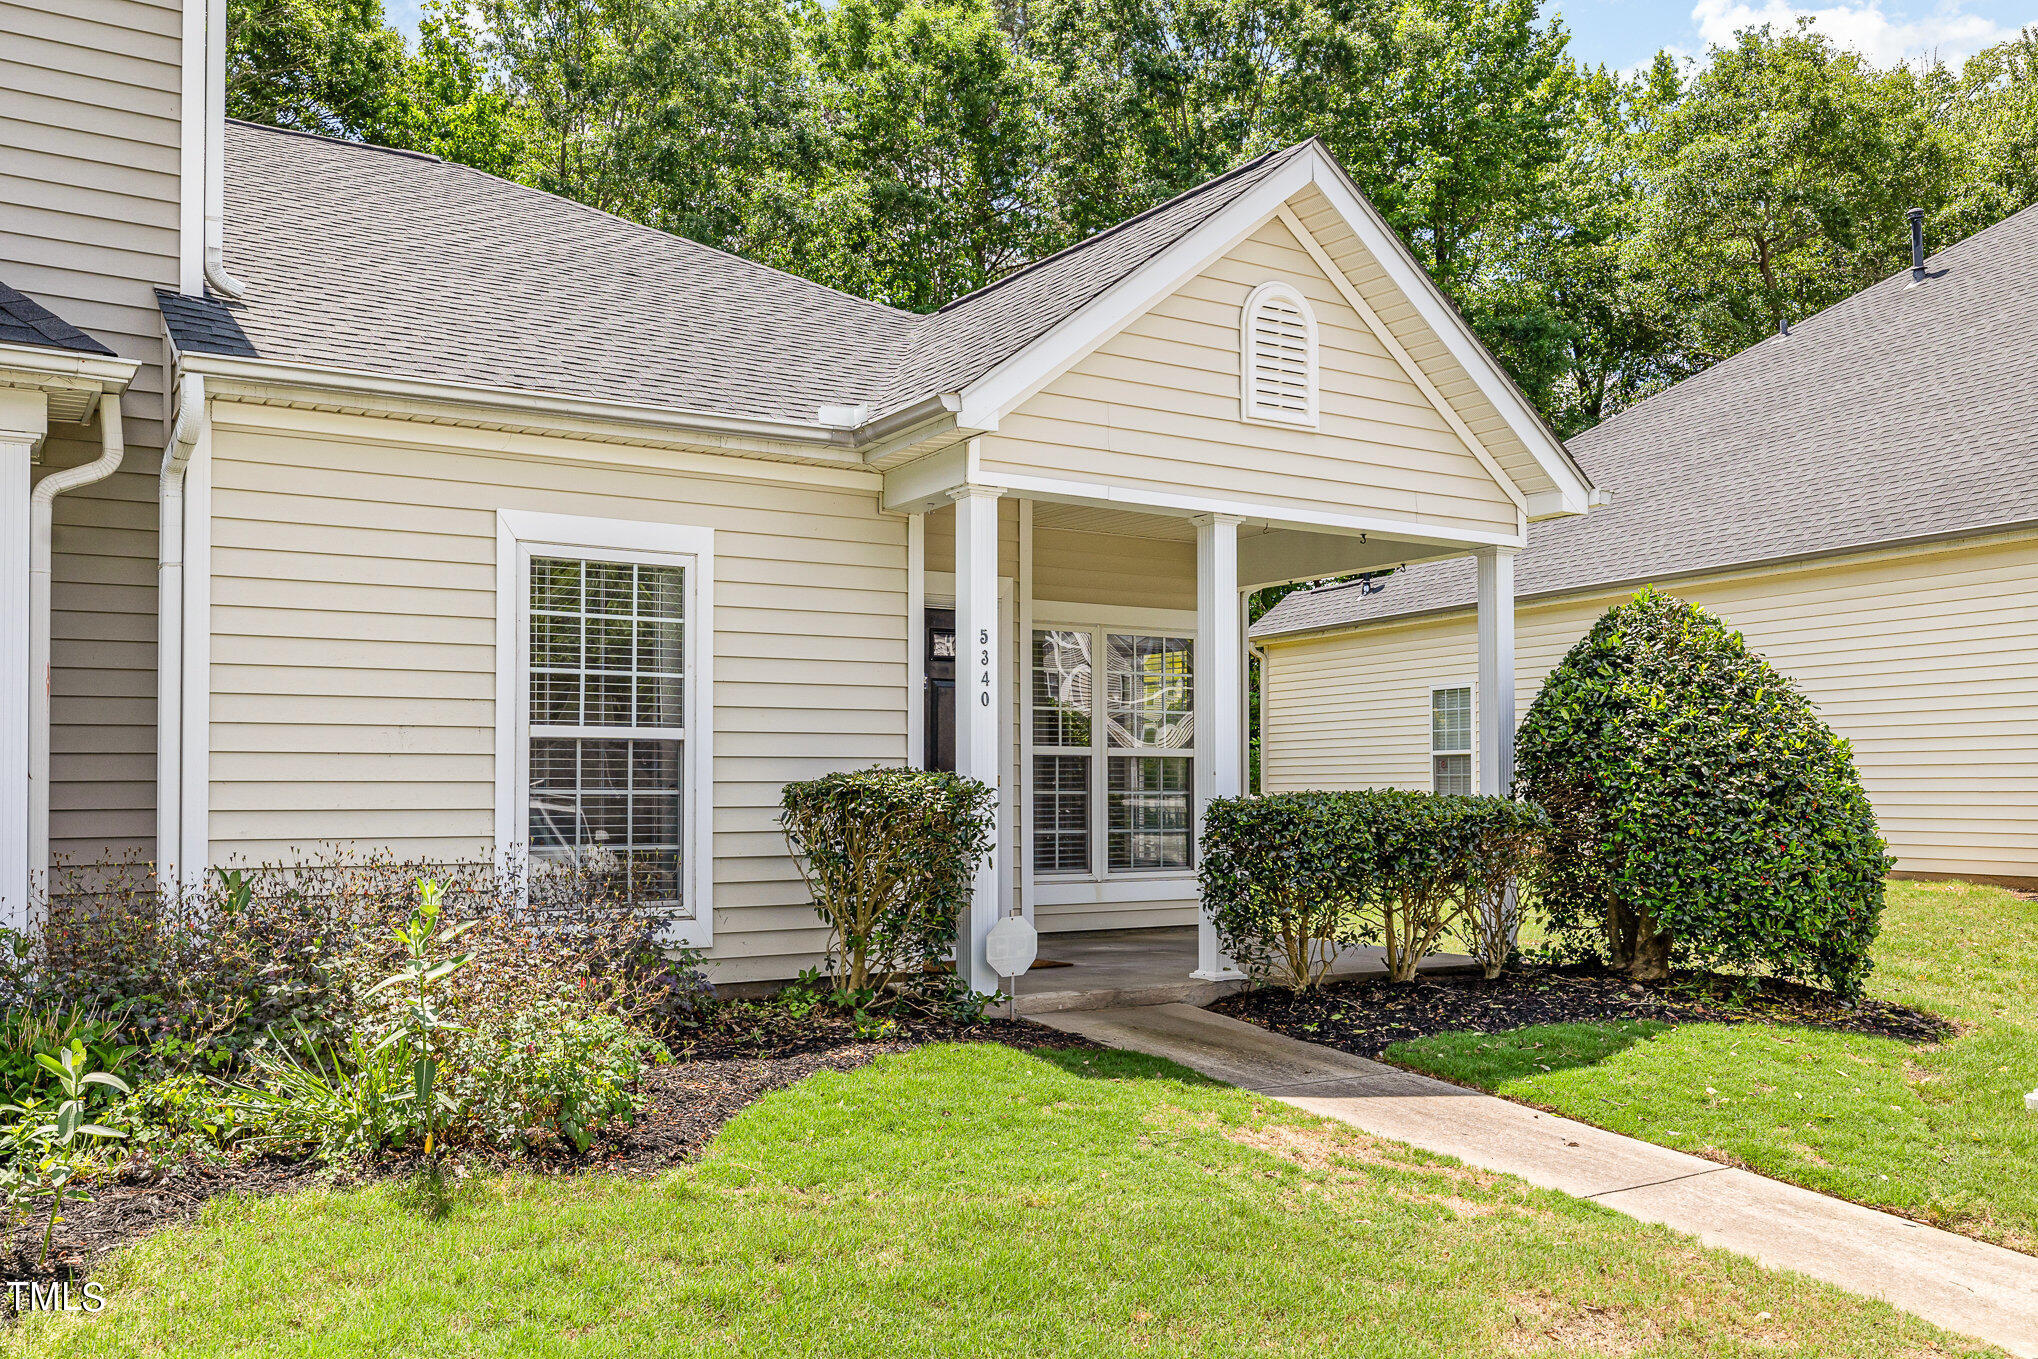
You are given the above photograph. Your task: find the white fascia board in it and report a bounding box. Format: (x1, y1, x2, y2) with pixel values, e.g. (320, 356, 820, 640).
(951, 155, 1317, 431)
(178, 352, 865, 464)
(1301, 156, 1593, 513)
(0, 344, 138, 392)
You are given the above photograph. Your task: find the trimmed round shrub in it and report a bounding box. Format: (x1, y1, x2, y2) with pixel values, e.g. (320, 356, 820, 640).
(780, 767, 995, 993)
(1514, 588, 1890, 994)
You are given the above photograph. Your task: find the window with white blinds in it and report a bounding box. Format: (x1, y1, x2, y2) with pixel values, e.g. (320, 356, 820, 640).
(1240, 282, 1319, 427)
(1431, 685, 1473, 796)
(1028, 624, 1196, 876)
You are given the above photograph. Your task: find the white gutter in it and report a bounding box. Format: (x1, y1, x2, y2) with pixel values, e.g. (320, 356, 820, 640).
(202, 0, 246, 299)
(157, 376, 204, 887)
(180, 351, 867, 451)
(28, 391, 125, 891)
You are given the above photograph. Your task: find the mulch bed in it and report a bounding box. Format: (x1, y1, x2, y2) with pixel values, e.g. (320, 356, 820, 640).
(3, 1015, 1086, 1306)
(1212, 961, 1952, 1059)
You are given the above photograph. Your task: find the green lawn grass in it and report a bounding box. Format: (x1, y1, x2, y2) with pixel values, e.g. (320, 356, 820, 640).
(1391, 879, 2038, 1250)
(5, 1043, 1994, 1357)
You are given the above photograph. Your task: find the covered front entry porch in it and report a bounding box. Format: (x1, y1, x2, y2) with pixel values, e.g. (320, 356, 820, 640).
(893, 481, 1521, 997)
(1008, 925, 1475, 1014)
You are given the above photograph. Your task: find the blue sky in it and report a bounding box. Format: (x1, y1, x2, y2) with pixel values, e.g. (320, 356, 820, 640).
(1556, 0, 2034, 74)
(386, 1, 2034, 75)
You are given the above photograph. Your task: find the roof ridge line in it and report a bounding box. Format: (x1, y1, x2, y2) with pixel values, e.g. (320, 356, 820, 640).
(1580, 199, 2038, 452)
(226, 117, 442, 163)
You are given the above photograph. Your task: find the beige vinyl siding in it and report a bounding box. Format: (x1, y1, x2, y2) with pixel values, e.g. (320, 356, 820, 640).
(1285, 183, 1550, 506)
(205, 404, 905, 984)
(976, 210, 1520, 539)
(1261, 532, 2038, 880)
(2, 0, 187, 866)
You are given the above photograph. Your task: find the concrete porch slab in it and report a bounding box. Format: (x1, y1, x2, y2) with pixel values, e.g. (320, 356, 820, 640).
(1012, 926, 1470, 1015)
(1039, 1002, 2038, 1358)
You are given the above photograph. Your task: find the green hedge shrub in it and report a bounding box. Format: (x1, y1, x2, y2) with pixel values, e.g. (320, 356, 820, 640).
(1515, 588, 1891, 994)
(1198, 794, 1372, 989)
(780, 767, 996, 993)
(1200, 790, 1547, 988)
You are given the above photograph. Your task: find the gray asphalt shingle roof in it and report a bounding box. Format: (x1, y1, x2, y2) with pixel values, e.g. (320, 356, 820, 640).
(159, 122, 1309, 428)
(0, 281, 114, 356)
(1256, 199, 2038, 639)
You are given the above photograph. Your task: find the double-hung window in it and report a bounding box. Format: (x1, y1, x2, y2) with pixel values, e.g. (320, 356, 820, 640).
(500, 511, 713, 944)
(1430, 685, 1473, 795)
(1029, 624, 1196, 877)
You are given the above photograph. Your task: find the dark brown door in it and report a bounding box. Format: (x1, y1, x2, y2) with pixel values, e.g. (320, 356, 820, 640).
(925, 607, 955, 772)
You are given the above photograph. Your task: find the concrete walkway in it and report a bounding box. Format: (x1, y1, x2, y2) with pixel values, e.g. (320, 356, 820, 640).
(1039, 1002, 2038, 1358)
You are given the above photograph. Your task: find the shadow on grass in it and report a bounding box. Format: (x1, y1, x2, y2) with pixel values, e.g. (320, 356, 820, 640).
(1388, 1019, 1670, 1087)
(1027, 1044, 1231, 1090)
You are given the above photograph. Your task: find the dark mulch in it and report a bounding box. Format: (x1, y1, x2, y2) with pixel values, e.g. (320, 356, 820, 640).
(1212, 961, 1952, 1059)
(3, 1015, 1086, 1306)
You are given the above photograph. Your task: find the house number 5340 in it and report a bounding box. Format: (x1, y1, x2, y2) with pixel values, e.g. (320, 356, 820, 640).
(978, 630, 992, 705)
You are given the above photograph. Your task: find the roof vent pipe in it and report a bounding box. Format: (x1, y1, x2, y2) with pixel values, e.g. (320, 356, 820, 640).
(1908, 207, 1926, 284)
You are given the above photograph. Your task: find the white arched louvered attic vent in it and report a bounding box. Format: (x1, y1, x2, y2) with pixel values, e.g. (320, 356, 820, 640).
(1240, 281, 1319, 427)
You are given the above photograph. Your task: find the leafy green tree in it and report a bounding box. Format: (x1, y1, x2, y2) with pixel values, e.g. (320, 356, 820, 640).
(474, 0, 657, 206)
(382, 3, 538, 175)
(1505, 62, 1689, 434)
(1937, 27, 2038, 247)
(226, 0, 409, 137)
(794, 0, 1059, 308)
(1626, 22, 1954, 365)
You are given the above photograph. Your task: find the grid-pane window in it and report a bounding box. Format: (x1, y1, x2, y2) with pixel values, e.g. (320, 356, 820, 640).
(1431, 686, 1472, 796)
(1029, 624, 1195, 877)
(1108, 755, 1194, 870)
(1032, 630, 1093, 747)
(1032, 755, 1090, 873)
(1106, 634, 1194, 749)
(529, 555, 686, 906)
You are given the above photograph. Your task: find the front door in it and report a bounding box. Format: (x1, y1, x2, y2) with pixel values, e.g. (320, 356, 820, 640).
(924, 607, 955, 772)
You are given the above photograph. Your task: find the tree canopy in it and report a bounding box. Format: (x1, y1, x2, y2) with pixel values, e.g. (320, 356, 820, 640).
(226, 1, 2038, 437)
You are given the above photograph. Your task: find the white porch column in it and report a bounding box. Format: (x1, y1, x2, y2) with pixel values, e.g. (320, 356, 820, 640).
(1475, 547, 1518, 796)
(1193, 513, 1243, 980)
(0, 416, 38, 934)
(949, 486, 1003, 995)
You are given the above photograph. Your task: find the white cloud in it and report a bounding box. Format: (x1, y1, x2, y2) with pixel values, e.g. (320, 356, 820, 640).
(1688, 0, 2018, 65)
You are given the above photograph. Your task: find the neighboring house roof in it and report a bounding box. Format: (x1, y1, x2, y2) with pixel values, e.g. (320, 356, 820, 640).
(0, 280, 115, 356)
(1256, 199, 2038, 640)
(158, 122, 1309, 431)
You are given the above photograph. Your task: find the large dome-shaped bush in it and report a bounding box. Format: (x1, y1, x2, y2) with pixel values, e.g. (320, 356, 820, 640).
(1515, 588, 1890, 993)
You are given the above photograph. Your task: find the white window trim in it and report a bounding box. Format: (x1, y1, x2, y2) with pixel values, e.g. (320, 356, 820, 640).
(1027, 604, 1199, 884)
(1240, 280, 1320, 429)
(1428, 681, 1475, 796)
(495, 509, 715, 949)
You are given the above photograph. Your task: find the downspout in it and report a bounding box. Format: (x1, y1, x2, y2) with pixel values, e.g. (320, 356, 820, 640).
(158, 375, 204, 887)
(202, 0, 246, 299)
(28, 392, 126, 897)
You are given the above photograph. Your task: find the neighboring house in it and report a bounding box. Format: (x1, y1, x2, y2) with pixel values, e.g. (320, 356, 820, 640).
(0, 4, 1595, 987)
(1256, 201, 2038, 886)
